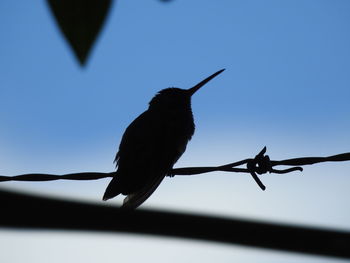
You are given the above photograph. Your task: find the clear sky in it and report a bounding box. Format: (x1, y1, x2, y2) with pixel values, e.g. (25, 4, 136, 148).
(0, 0, 349, 262)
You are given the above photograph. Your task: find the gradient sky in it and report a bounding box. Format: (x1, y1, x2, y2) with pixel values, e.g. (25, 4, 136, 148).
(0, 0, 349, 262)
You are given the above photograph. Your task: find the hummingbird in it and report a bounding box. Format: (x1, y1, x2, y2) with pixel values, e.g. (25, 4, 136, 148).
(103, 69, 225, 208)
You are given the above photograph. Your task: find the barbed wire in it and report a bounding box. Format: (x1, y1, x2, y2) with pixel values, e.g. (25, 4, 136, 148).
(170, 147, 350, 190)
(1, 147, 349, 191)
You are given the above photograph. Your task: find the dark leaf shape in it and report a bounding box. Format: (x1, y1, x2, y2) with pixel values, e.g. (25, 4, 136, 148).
(47, 0, 113, 66)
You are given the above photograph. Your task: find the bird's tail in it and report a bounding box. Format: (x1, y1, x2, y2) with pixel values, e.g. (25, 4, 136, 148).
(121, 176, 165, 209)
(102, 175, 121, 201)
(103, 173, 165, 209)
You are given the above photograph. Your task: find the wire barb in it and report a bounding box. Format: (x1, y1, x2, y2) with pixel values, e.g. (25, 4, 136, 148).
(246, 147, 270, 190)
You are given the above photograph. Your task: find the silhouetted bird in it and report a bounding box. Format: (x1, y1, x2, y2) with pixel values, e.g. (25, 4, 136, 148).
(103, 69, 225, 208)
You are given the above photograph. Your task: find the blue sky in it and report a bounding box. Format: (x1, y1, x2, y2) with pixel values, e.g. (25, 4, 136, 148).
(0, 0, 350, 262)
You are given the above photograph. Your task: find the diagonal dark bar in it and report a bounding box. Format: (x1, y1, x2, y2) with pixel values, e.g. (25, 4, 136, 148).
(0, 189, 349, 259)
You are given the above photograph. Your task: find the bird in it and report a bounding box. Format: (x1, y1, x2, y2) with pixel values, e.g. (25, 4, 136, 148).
(103, 69, 225, 209)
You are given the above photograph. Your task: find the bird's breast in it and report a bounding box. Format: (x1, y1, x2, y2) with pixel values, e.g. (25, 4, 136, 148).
(162, 110, 195, 141)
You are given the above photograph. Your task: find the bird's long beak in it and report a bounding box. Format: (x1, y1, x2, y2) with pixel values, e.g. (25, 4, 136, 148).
(188, 69, 225, 96)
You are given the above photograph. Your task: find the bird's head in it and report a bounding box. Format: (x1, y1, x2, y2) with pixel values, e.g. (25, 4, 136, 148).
(148, 69, 225, 111)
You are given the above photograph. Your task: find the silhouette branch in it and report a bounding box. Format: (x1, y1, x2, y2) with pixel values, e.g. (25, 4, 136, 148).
(1, 188, 350, 259)
(1, 147, 349, 191)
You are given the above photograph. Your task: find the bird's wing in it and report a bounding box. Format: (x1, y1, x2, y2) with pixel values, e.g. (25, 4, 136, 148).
(104, 109, 190, 208)
(104, 111, 154, 200)
(104, 111, 177, 200)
